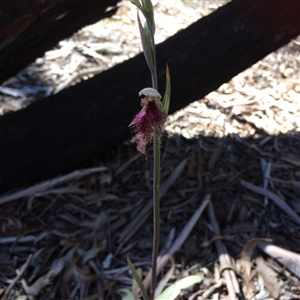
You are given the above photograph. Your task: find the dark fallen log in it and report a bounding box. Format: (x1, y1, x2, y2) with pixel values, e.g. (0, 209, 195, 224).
(0, 0, 299, 193)
(0, 0, 119, 84)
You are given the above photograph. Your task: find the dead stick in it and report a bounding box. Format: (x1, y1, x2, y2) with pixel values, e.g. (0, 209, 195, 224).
(0, 167, 107, 205)
(207, 201, 240, 300)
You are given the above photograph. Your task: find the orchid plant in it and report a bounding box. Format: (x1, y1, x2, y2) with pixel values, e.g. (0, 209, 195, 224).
(127, 0, 171, 299)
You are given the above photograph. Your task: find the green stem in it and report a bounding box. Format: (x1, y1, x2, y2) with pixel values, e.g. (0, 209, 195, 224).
(150, 35, 160, 300)
(150, 39, 157, 90)
(150, 135, 160, 300)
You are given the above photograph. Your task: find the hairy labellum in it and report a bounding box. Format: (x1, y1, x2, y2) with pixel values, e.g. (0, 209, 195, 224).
(129, 88, 166, 155)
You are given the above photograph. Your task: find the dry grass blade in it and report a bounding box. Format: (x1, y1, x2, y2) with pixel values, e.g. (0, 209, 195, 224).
(261, 159, 271, 205)
(241, 179, 300, 225)
(168, 195, 210, 255)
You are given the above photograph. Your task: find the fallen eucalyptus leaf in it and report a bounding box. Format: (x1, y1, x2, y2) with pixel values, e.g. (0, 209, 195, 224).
(155, 274, 203, 300)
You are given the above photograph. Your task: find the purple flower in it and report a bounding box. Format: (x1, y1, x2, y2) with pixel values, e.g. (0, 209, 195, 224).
(129, 88, 166, 155)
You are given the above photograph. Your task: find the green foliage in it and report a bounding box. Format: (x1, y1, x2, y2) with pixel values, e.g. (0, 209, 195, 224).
(162, 64, 171, 115)
(127, 257, 149, 300)
(137, 13, 154, 73)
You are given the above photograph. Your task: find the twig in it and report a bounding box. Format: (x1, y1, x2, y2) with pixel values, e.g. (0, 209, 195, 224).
(260, 159, 271, 205)
(0, 166, 107, 205)
(2, 254, 32, 300)
(0, 86, 26, 99)
(208, 200, 240, 300)
(0, 235, 36, 245)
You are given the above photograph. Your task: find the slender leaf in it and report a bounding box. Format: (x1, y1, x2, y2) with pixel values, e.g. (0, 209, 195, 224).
(155, 274, 204, 300)
(141, 13, 155, 37)
(137, 13, 154, 72)
(127, 257, 149, 300)
(162, 64, 171, 115)
(142, 0, 153, 12)
(141, 0, 155, 35)
(130, 0, 142, 9)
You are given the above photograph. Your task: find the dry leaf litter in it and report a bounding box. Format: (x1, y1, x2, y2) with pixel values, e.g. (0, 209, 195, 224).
(0, 1, 299, 299)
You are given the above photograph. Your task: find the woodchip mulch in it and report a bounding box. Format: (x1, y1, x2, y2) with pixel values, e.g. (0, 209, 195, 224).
(0, 1, 299, 299)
